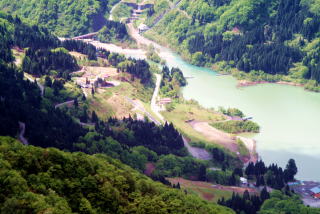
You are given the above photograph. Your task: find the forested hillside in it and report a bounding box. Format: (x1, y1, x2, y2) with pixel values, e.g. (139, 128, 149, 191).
(0, 137, 233, 214)
(0, 0, 119, 37)
(145, 0, 320, 91)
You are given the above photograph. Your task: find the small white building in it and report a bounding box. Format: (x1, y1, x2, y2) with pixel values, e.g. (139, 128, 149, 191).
(138, 24, 149, 33)
(240, 177, 248, 185)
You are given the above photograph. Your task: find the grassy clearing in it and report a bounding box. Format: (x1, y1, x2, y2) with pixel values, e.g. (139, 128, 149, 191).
(168, 178, 233, 203)
(88, 79, 153, 119)
(12, 49, 25, 67)
(162, 100, 225, 145)
(237, 138, 250, 157)
(210, 120, 260, 134)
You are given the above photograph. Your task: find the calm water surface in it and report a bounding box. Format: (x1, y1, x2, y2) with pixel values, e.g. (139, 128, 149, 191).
(161, 50, 320, 181)
(109, 42, 320, 181)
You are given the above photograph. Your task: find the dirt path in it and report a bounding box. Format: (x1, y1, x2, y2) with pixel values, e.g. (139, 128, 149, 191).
(183, 136, 212, 160)
(18, 122, 28, 145)
(109, 1, 122, 21)
(237, 136, 258, 163)
(189, 120, 238, 153)
(55, 100, 74, 109)
(24, 74, 44, 97)
(125, 96, 161, 125)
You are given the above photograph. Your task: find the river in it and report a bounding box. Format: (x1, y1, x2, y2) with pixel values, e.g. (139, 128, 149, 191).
(89, 28, 320, 181)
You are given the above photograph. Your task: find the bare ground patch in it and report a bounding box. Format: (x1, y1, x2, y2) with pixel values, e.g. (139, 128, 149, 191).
(188, 120, 238, 153)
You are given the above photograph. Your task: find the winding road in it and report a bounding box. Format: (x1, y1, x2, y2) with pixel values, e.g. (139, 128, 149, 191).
(55, 100, 74, 109)
(18, 122, 28, 145)
(24, 74, 44, 97)
(125, 96, 161, 125)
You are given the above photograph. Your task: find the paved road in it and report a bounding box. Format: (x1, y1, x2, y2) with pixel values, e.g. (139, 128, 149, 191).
(151, 74, 165, 123)
(24, 74, 44, 97)
(125, 96, 161, 125)
(18, 122, 28, 145)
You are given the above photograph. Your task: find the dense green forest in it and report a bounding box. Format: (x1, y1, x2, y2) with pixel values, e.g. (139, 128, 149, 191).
(145, 0, 320, 91)
(1, 7, 319, 214)
(0, 137, 233, 214)
(0, 12, 198, 178)
(0, 0, 120, 37)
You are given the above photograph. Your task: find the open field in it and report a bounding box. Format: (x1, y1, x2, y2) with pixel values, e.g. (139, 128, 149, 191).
(162, 102, 226, 143)
(189, 120, 238, 153)
(168, 178, 257, 202)
(12, 48, 25, 67)
(88, 78, 153, 119)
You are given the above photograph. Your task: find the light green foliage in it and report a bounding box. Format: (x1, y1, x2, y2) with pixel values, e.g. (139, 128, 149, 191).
(219, 107, 245, 118)
(0, 0, 119, 36)
(211, 120, 260, 134)
(0, 136, 234, 214)
(146, 45, 162, 63)
(260, 190, 320, 214)
(237, 139, 249, 157)
(112, 3, 132, 21)
(154, 154, 206, 178)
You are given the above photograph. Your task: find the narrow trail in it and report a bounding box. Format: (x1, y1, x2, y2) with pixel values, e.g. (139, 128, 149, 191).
(125, 96, 161, 125)
(148, 0, 183, 29)
(183, 136, 212, 160)
(109, 1, 122, 21)
(18, 122, 28, 145)
(55, 100, 74, 109)
(24, 74, 44, 97)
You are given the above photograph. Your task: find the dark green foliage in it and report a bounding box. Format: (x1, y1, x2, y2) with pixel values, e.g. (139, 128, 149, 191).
(153, 154, 207, 179)
(161, 66, 187, 87)
(218, 190, 263, 214)
(98, 20, 131, 43)
(207, 146, 242, 169)
(62, 39, 97, 60)
(245, 159, 297, 190)
(105, 118, 186, 156)
(22, 48, 79, 78)
(149, 0, 320, 83)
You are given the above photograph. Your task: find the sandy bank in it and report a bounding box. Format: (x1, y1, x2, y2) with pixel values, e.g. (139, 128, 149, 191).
(82, 39, 147, 59)
(236, 136, 258, 163)
(237, 80, 304, 88)
(188, 120, 258, 163)
(188, 120, 238, 153)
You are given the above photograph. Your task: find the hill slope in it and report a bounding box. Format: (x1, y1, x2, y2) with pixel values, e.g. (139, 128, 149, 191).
(144, 0, 320, 91)
(0, 0, 119, 36)
(0, 136, 233, 214)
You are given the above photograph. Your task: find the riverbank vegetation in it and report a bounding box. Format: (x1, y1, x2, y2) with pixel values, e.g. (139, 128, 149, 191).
(97, 20, 136, 48)
(144, 0, 320, 92)
(211, 120, 260, 134)
(1, 8, 319, 214)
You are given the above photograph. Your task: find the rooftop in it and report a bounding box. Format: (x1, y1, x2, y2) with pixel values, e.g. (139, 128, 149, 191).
(311, 186, 320, 194)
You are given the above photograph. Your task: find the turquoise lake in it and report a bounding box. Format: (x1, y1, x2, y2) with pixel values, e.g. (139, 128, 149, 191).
(161, 49, 320, 181)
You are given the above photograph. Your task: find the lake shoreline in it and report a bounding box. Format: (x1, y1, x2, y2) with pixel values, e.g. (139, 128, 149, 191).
(237, 79, 305, 88)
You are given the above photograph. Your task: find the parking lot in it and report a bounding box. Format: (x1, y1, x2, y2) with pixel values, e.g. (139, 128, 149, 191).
(291, 181, 320, 208)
